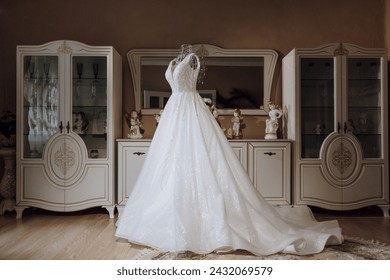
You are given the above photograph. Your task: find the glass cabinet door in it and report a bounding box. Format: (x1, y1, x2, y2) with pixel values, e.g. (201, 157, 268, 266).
(22, 56, 59, 159)
(300, 58, 335, 158)
(347, 58, 382, 158)
(72, 56, 107, 159)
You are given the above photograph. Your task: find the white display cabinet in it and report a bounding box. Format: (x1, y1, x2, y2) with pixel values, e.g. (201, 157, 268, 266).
(282, 43, 389, 217)
(15, 40, 122, 218)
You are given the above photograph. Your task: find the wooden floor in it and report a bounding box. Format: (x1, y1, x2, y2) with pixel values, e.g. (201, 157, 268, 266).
(313, 206, 390, 244)
(0, 206, 389, 260)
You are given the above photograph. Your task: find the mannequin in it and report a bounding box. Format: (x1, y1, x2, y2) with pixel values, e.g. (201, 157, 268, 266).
(174, 44, 198, 69)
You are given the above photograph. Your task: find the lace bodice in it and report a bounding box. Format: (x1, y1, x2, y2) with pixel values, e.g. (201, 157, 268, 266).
(165, 53, 200, 93)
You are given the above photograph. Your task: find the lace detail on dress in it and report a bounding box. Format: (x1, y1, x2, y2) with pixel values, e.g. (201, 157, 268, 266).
(165, 53, 200, 94)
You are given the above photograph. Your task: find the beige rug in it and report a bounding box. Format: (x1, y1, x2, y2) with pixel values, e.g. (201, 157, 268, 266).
(134, 236, 390, 260)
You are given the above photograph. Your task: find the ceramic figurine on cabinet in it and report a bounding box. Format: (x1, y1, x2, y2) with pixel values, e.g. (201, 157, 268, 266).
(346, 119, 355, 134)
(203, 98, 219, 120)
(314, 124, 324, 135)
(265, 102, 282, 140)
(358, 113, 368, 133)
(154, 109, 164, 127)
(73, 111, 89, 134)
(90, 149, 99, 158)
(225, 128, 233, 139)
(231, 108, 244, 139)
(125, 110, 144, 139)
(204, 97, 222, 128)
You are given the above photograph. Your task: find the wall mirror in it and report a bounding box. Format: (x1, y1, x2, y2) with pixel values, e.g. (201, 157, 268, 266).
(127, 44, 278, 115)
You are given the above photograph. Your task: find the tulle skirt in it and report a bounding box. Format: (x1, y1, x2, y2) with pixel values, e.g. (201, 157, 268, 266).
(115, 90, 343, 255)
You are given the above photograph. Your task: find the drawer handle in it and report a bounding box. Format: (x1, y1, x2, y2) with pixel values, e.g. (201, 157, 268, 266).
(133, 152, 145, 156)
(59, 121, 63, 133)
(264, 152, 276, 156)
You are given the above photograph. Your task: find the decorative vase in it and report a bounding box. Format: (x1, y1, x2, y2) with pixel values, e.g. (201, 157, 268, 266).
(90, 149, 99, 159)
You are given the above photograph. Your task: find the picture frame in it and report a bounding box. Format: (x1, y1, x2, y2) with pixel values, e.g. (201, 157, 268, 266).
(143, 90, 217, 109)
(198, 89, 217, 105)
(143, 90, 171, 109)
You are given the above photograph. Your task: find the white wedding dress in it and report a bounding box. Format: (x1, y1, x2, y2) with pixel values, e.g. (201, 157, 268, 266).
(115, 53, 343, 256)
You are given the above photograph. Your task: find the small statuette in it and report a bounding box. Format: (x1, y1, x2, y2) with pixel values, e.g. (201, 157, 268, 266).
(225, 128, 233, 139)
(154, 109, 164, 127)
(203, 97, 221, 127)
(265, 102, 282, 140)
(358, 113, 368, 133)
(73, 111, 89, 134)
(314, 124, 323, 135)
(125, 110, 144, 139)
(346, 119, 354, 134)
(203, 98, 218, 119)
(90, 149, 99, 159)
(231, 108, 244, 139)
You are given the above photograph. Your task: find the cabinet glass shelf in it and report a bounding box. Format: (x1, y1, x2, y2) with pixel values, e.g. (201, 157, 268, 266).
(72, 55, 107, 159)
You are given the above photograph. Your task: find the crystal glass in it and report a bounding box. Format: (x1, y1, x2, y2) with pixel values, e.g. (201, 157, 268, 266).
(72, 56, 108, 159)
(347, 58, 381, 158)
(300, 58, 335, 158)
(23, 56, 59, 159)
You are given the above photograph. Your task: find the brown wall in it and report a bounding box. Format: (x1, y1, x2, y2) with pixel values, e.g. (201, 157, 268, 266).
(386, 0, 390, 55)
(0, 0, 387, 138)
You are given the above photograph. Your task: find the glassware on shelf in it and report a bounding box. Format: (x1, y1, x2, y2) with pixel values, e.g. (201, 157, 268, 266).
(71, 57, 108, 158)
(43, 62, 50, 79)
(91, 85, 97, 98)
(74, 62, 84, 97)
(76, 63, 83, 79)
(91, 63, 99, 98)
(300, 58, 335, 159)
(28, 62, 35, 79)
(23, 56, 59, 159)
(93, 63, 99, 79)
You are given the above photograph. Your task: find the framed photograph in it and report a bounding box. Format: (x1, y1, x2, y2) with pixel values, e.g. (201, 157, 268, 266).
(198, 89, 217, 105)
(143, 90, 171, 109)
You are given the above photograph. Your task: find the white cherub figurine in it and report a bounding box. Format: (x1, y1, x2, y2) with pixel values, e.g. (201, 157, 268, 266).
(265, 102, 282, 139)
(203, 98, 218, 120)
(358, 113, 368, 133)
(125, 110, 144, 139)
(314, 124, 322, 135)
(73, 111, 89, 134)
(154, 109, 164, 127)
(231, 108, 244, 139)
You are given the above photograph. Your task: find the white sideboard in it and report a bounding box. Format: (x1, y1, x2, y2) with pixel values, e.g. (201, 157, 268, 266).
(116, 139, 291, 215)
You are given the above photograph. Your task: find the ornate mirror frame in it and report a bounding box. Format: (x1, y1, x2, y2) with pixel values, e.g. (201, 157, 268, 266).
(127, 44, 278, 115)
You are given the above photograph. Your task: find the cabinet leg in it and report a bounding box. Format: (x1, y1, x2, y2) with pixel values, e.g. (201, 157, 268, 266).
(116, 206, 124, 218)
(103, 206, 115, 218)
(14, 207, 28, 219)
(378, 205, 390, 218)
